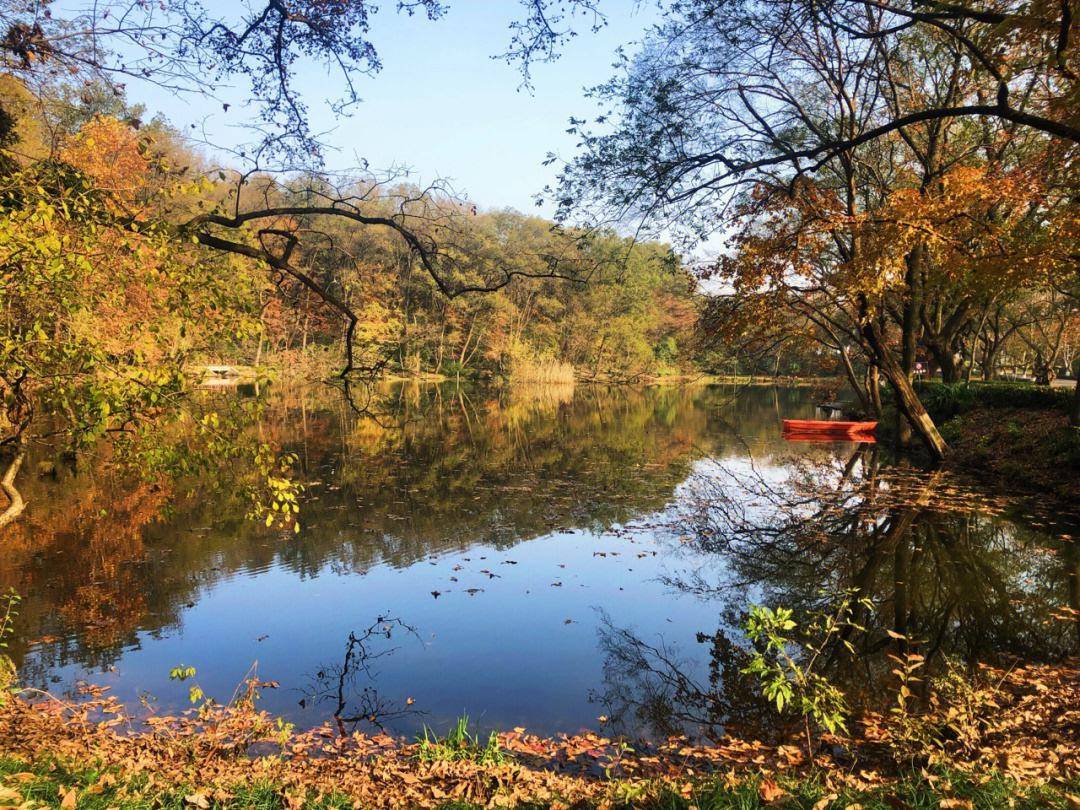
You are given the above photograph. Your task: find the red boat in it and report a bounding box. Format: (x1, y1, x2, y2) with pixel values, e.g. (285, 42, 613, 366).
(783, 431, 877, 444)
(782, 419, 878, 437)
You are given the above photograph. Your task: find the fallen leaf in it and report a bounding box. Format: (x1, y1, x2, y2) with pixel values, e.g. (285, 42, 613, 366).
(0, 787, 21, 803)
(759, 778, 784, 803)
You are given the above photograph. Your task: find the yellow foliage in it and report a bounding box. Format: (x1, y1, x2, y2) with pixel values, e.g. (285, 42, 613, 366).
(60, 115, 150, 201)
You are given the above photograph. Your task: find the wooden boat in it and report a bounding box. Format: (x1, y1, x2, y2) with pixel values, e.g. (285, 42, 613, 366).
(783, 431, 876, 444)
(782, 419, 878, 437)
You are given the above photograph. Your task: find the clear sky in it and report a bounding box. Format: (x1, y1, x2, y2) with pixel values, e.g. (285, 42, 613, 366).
(128, 2, 658, 216)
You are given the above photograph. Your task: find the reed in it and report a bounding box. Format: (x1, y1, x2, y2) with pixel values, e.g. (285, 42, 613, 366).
(506, 356, 576, 385)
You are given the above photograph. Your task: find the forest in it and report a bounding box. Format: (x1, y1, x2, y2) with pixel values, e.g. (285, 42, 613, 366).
(0, 0, 1078, 808)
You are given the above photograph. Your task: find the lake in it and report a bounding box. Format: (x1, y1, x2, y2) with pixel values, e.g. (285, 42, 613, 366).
(2, 383, 1077, 741)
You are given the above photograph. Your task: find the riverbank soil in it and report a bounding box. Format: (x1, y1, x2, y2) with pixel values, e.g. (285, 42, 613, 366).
(942, 407, 1080, 502)
(1, 662, 1078, 809)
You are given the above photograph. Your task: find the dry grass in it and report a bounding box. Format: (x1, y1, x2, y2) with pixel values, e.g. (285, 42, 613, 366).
(506, 356, 576, 385)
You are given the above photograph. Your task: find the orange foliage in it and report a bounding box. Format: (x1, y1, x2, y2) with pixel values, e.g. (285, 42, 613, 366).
(720, 163, 1072, 314)
(60, 116, 150, 201)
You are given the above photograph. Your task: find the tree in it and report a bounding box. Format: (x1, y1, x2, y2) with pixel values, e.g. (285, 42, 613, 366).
(549, 1, 1077, 459)
(0, 111, 267, 525)
(0, 0, 630, 525)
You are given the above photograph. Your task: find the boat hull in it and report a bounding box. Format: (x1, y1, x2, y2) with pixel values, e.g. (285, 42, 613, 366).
(782, 419, 878, 437)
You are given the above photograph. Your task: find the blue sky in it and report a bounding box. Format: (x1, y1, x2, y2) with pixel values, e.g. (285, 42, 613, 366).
(130, 2, 658, 216)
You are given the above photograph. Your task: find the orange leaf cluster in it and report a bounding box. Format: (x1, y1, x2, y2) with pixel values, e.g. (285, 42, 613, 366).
(59, 116, 151, 202)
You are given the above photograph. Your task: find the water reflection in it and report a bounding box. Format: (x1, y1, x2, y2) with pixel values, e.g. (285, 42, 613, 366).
(300, 615, 422, 734)
(1, 383, 1075, 740)
(593, 446, 1078, 740)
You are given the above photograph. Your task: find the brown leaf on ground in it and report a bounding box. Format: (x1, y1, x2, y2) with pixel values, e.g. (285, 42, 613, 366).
(758, 778, 784, 803)
(0, 661, 1076, 809)
(0, 786, 21, 804)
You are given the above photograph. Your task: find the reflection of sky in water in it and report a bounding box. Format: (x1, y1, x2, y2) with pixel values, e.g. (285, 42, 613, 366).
(24, 523, 733, 738)
(6, 384, 1077, 740)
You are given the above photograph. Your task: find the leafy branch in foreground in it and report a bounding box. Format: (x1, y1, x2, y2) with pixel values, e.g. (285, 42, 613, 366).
(0, 589, 18, 702)
(742, 597, 871, 755)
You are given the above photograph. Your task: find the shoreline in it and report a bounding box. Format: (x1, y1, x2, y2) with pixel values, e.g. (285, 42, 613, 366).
(1, 660, 1077, 808)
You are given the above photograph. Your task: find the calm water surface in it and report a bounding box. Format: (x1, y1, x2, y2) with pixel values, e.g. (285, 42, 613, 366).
(3, 384, 1077, 740)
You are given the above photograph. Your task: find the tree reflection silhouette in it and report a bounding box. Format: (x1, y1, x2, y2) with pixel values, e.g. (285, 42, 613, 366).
(592, 447, 1077, 740)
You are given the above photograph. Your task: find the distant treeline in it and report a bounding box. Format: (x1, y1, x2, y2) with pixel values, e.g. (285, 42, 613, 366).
(258, 207, 702, 383)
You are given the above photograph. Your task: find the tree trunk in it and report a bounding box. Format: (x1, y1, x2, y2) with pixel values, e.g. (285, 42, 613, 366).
(861, 321, 948, 461)
(0, 445, 26, 529)
(1034, 352, 1054, 385)
(981, 339, 1000, 380)
(867, 364, 882, 417)
(1071, 373, 1079, 428)
(839, 345, 871, 414)
(897, 246, 923, 446)
(935, 344, 960, 383)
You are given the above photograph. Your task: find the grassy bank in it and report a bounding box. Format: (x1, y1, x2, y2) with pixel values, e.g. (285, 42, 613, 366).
(906, 381, 1080, 502)
(2, 755, 1077, 810)
(940, 406, 1080, 499)
(1, 661, 1077, 809)
(914, 380, 1074, 418)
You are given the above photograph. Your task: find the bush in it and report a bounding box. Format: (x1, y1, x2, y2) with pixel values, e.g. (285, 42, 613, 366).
(914, 380, 1072, 420)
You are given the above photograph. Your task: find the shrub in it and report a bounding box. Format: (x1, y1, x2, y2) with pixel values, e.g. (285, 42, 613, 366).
(914, 381, 1072, 419)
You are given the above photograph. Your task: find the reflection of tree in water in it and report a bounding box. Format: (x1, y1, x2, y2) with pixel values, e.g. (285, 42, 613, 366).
(592, 447, 1078, 741)
(591, 610, 777, 742)
(300, 615, 422, 735)
(7, 383, 800, 689)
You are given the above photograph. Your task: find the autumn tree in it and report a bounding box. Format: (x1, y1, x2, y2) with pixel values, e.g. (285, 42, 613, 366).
(0, 108, 272, 523)
(548, 0, 1077, 458)
(0, 0, 631, 525)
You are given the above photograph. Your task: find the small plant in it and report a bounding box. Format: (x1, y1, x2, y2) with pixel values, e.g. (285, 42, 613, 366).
(0, 589, 21, 700)
(883, 636, 936, 762)
(169, 665, 197, 681)
(416, 715, 505, 765)
(742, 597, 868, 754)
(928, 657, 999, 756)
(168, 664, 204, 704)
(884, 650, 1000, 764)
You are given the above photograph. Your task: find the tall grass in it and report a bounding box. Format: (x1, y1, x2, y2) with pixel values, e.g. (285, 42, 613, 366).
(415, 715, 505, 765)
(506, 355, 576, 385)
